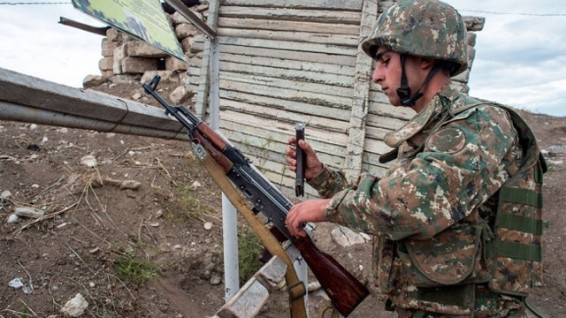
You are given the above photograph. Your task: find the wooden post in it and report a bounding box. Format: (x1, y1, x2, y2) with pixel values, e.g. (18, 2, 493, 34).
(343, 0, 378, 181)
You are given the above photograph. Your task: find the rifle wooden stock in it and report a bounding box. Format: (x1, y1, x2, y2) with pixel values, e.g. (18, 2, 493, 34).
(259, 226, 368, 317)
(194, 130, 233, 172)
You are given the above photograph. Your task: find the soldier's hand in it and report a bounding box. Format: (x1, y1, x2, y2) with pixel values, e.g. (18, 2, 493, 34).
(286, 137, 323, 180)
(285, 199, 329, 238)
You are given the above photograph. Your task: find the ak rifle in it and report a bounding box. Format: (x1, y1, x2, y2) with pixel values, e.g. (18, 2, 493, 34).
(143, 76, 369, 317)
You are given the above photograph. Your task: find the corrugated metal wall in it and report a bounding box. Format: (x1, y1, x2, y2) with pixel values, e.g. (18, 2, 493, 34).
(187, 0, 479, 197)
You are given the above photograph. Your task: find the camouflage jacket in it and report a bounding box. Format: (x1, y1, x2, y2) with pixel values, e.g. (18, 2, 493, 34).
(308, 85, 538, 315)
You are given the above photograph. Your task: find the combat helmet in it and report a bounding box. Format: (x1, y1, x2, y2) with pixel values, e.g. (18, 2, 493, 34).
(362, 0, 468, 76)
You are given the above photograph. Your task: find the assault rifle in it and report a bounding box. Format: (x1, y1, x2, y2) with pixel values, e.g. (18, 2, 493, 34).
(143, 76, 369, 316)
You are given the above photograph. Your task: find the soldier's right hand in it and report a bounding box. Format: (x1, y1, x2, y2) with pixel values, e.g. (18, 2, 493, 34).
(286, 137, 323, 181)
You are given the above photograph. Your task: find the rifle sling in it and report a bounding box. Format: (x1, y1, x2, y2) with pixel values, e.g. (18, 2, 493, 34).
(195, 145, 308, 318)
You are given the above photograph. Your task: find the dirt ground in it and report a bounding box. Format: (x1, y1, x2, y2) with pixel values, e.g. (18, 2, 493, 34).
(1, 81, 565, 317)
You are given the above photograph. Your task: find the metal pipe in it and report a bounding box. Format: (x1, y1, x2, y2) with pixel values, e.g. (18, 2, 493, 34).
(0, 102, 189, 141)
(58, 17, 110, 36)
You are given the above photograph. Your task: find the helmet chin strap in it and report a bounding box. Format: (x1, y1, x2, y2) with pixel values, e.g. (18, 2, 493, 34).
(396, 54, 441, 107)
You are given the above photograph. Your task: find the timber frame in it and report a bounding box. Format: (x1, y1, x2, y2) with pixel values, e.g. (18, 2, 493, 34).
(187, 0, 484, 197)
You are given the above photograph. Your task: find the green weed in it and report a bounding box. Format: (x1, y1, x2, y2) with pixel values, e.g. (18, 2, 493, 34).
(164, 182, 214, 221)
(238, 229, 264, 283)
(114, 252, 160, 283)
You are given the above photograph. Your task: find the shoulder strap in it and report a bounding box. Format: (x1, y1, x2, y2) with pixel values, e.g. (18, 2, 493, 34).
(459, 96, 547, 174)
(195, 144, 308, 318)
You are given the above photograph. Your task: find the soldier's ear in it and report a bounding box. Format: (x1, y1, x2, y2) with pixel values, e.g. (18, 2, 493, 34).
(419, 57, 436, 71)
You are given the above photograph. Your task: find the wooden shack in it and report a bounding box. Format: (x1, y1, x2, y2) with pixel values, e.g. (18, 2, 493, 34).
(186, 0, 484, 197)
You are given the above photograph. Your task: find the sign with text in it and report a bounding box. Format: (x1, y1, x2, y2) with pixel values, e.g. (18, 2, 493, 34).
(71, 0, 185, 61)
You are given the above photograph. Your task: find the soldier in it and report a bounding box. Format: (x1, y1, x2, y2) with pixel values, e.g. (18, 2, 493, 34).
(285, 0, 546, 317)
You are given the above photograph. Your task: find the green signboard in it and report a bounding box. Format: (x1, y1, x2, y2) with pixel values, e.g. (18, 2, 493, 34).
(71, 0, 185, 61)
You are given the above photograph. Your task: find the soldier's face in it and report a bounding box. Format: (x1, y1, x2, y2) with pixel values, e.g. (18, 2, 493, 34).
(372, 49, 421, 107)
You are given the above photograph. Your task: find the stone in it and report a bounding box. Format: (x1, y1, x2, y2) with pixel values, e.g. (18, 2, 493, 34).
(331, 225, 369, 247)
(61, 293, 89, 317)
(14, 206, 45, 219)
(80, 155, 97, 167)
(83, 75, 106, 89)
(169, 85, 193, 105)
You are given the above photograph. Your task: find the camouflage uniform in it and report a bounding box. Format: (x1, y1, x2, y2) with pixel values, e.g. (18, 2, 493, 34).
(308, 0, 545, 317)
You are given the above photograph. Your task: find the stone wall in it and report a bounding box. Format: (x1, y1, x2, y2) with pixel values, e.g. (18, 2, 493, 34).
(83, 4, 208, 105)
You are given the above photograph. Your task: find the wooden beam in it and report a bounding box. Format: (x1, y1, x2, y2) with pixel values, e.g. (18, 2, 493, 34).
(220, 99, 349, 132)
(218, 17, 360, 35)
(217, 36, 357, 55)
(343, 0, 378, 181)
(221, 0, 364, 11)
(216, 63, 354, 88)
(218, 28, 359, 46)
(189, 37, 356, 66)
(219, 6, 361, 24)
(218, 80, 352, 110)
(194, 0, 220, 118)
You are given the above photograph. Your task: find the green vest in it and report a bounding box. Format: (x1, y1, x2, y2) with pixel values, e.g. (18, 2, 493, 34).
(388, 98, 547, 315)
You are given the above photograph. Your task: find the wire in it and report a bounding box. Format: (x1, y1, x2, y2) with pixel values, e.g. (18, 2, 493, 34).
(460, 9, 566, 17)
(2, 1, 564, 17)
(0, 1, 70, 4)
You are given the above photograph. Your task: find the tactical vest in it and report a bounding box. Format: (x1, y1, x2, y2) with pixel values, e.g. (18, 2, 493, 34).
(383, 99, 547, 315)
(485, 103, 546, 297)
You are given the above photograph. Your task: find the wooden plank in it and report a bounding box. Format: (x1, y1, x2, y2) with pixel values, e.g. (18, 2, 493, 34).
(253, 159, 323, 198)
(220, 99, 349, 133)
(216, 44, 356, 68)
(366, 113, 407, 131)
(218, 28, 359, 46)
(217, 53, 356, 79)
(219, 80, 352, 110)
(221, 110, 349, 148)
(188, 64, 354, 96)
(252, 156, 338, 197)
(220, 5, 361, 26)
(364, 138, 394, 155)
(217, 61, 355, 87)
(361, 160, 390, 179)
(365, 126, 393, 140)
(185, 86, 353, 121)
(188, 64, 352, 99)
(194, 0, 220, 119)
(220, 6, 361, 24)
(221, 0, 364, 11)
(363, 150, 395, 165)
(188, 63, 355, 99)
(220, 126, 347, 165)
(367, 99, 414, 120)
(342, 0, 378, 181)
(225, 140, 343, 181)
(190, 53, 355, 76)
(218, 17, 360, 35)
(194, 44, 211, 118)
(218, 36, 357, 56)
(219, 73, 353, 100)
(263, 168, 319, 198)
(223, 128, 344, 166)
(192, 38, 357, 66)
